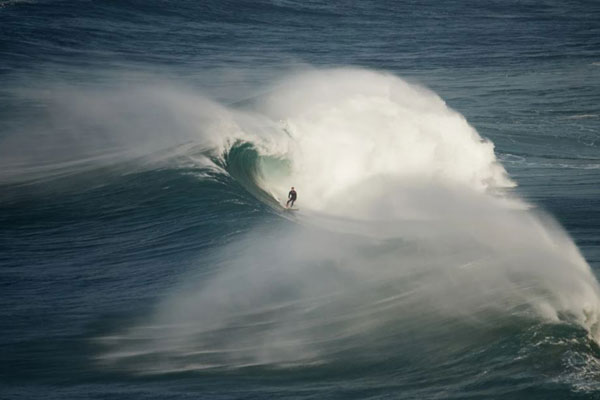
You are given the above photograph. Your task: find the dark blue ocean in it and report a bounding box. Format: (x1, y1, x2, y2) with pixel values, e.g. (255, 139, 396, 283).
(2, 1, 600, 398)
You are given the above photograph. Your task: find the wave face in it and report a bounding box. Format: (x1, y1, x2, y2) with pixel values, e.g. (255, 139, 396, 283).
(78, 70, 600, 382)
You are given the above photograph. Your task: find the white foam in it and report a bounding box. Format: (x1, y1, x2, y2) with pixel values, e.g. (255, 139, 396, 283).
(97, 68, 600, 373)
(241, 69, 514, 217)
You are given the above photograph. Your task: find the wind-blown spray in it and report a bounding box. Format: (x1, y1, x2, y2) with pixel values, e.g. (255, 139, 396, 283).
(96, 68, 600, 374)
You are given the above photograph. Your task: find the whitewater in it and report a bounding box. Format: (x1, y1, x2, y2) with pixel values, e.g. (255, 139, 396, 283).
(79, 69, 600, 375)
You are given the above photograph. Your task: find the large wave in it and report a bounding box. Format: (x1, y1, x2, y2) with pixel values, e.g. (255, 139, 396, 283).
(76, 68, 600, 374)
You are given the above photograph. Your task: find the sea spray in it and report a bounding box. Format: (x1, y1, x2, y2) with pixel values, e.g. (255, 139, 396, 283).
(95, 69, 600, 374)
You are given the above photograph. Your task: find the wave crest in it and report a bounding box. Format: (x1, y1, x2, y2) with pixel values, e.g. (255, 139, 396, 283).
(95, 68, 600, 376)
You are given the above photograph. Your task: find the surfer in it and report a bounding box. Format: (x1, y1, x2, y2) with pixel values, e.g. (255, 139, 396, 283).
(286, 187, 297, 208)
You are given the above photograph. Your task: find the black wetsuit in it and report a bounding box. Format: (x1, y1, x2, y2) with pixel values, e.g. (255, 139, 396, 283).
(287, 190, 297, 207)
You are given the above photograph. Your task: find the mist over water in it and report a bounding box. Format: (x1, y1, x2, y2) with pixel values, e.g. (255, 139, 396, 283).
(89, 69, 600, 375)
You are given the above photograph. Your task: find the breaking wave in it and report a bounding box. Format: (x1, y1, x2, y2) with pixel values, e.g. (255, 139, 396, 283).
(49, 68, 599, 375)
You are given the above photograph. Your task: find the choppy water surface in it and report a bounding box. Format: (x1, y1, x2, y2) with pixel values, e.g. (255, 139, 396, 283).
(1, 1, 599, 398)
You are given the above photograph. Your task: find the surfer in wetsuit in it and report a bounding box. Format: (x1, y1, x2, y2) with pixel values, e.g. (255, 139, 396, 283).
(286, 187, 297, 208)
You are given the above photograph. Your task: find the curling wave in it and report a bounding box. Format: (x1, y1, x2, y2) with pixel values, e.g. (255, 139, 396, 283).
(94, 69, 600, 375)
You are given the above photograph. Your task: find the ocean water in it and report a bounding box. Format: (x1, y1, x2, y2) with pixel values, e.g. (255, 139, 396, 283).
(1, 0, 600, 398)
